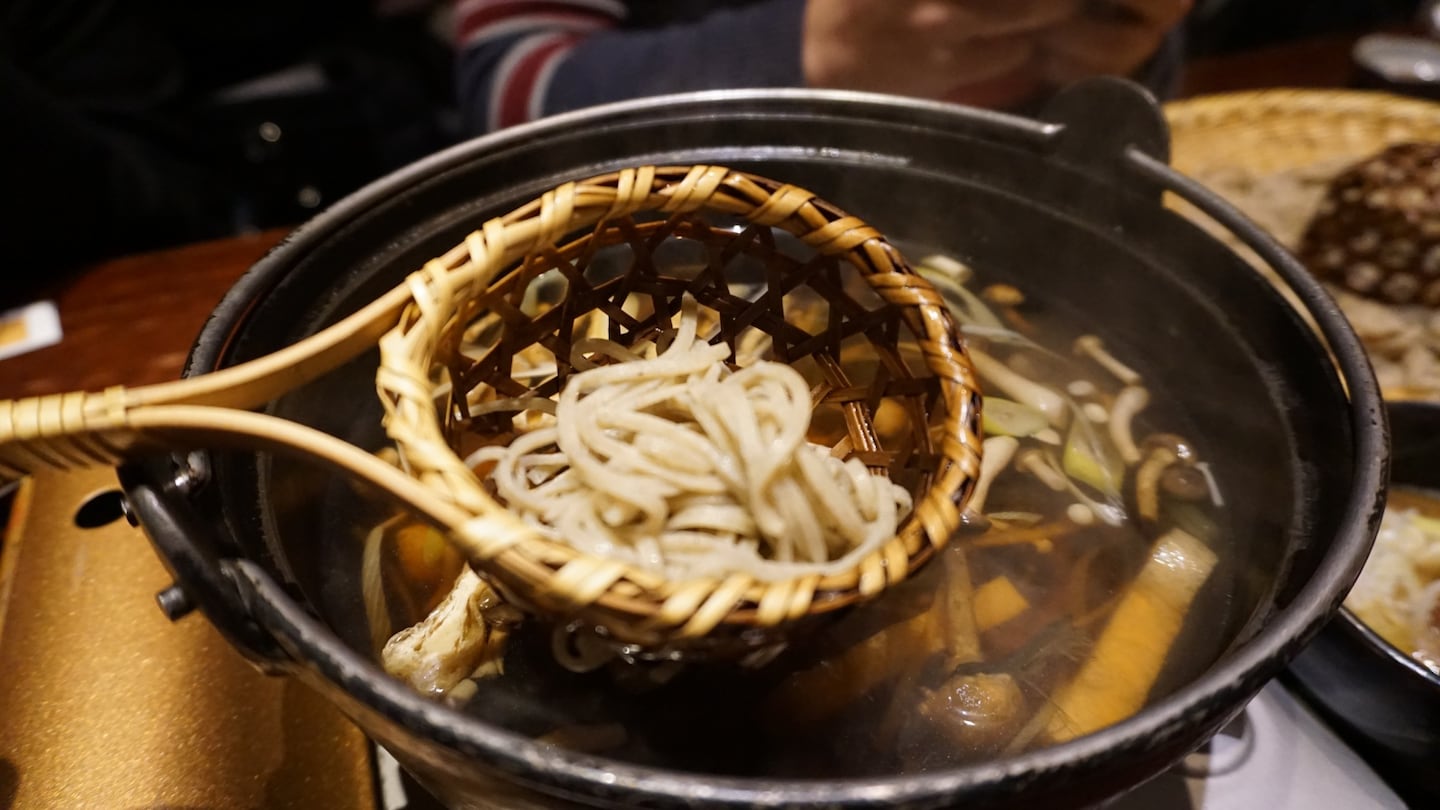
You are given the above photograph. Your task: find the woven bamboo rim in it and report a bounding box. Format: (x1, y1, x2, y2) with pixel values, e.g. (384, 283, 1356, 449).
(377, 165, 983, 653)
(1165, 88, 1440, 176)
(0, 165, 983, 656)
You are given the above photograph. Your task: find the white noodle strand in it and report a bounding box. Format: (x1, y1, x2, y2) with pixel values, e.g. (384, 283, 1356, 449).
(472, 299, 913, 581)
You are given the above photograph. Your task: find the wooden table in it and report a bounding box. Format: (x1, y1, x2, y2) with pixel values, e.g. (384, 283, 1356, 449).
(0, 229, 286, 398)
(0, 32, 1382, 399)
(1178, 32, 1363, 97)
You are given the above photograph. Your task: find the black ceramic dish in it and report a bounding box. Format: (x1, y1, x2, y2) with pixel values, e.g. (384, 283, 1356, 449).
(120, 80, 1387, 809)
(1289, 400, 1440, 804)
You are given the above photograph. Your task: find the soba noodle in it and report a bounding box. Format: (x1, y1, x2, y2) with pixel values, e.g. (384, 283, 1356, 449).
(465, 298, 913, 581)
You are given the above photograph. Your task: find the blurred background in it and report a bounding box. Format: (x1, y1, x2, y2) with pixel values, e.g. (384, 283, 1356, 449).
(3, 3, 1439, 808)
(1186, 0, 1424, 55)
(0, 0, 1432, 306)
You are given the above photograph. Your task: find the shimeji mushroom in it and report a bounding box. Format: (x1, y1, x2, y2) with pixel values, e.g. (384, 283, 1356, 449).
(915, 671, 1028, 755)
(1128, 434, 1200, 529)
(1073, 335, 1142, 388)
(382, 567, 520, 696)
(1016, 448, 1069, 492)
(1081, 402, 1110, 424)
(982, 284, 1032, 332)
(1108, 386, 1151, 465)
(1066, 503, 1097, 526)
(967, 435, 1021, 515)
(919, 254, 974, 285)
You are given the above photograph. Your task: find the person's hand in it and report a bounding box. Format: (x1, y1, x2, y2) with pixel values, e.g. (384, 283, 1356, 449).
(1038, 0, 1192, 86)
(802, 0, 1079, 102)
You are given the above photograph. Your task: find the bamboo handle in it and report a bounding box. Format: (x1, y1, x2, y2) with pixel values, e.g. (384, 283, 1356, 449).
(0, 160, 602, 480)
(0, 163, 874, 483)
(0, 273, 413, 481)
(0, 399, 538, 560)
(0, 163, 990, 655)
(0, 163, 984, 626)
(127, 283, 414, 411)
(0, 388, 139, 478)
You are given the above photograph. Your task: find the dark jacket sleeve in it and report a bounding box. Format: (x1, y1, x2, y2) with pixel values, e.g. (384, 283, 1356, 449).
(454, 0, 806, 134)
(543, 0, 806, 115)
(455, 0, 1186, 135)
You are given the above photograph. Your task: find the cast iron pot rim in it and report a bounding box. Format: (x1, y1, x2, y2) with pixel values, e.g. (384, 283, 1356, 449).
(174, 89, 1388, 806)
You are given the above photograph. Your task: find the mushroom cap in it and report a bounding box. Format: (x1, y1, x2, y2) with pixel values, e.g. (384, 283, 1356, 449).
(1298, 142, 1440, 306)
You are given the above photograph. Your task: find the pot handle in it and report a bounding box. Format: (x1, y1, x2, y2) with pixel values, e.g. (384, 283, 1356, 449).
(1040, 76, 1171, 195)
(120, 467, 294, 672)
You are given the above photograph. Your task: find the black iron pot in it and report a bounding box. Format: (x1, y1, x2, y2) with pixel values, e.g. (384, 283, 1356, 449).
(122, 80, 1387, 809)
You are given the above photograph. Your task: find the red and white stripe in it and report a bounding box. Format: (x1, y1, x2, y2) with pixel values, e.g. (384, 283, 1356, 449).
(456, 0, 623, 47)
(455, 0, 625, 129)
(484, 31, 579, 128)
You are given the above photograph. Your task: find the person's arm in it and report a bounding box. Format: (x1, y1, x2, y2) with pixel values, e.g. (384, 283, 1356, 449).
(454, 0, 806, 133)
(453, 0, 1186, 135)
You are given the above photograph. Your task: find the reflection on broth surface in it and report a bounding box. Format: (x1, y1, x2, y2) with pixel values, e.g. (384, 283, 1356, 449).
(366, 252, 1233, 778)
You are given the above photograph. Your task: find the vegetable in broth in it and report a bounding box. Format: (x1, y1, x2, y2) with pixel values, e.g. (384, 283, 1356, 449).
(364, 252, 1228, 777)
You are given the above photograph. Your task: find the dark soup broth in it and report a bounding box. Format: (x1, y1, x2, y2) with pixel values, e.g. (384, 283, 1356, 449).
(369, 254, 1237, 779)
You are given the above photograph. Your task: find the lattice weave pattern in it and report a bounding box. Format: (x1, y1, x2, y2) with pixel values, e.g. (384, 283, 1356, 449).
(377, 165, 983, 652)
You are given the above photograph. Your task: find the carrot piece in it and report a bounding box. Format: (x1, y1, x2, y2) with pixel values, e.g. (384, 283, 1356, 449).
(1043, 528, 1217, 743)
(771, 548, 985, 729)
(768, 606, 946, 727)
(973, 576, 1030, 632)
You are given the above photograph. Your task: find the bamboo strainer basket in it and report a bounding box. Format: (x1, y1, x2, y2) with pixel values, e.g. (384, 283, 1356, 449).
(0, 165, 984, 657)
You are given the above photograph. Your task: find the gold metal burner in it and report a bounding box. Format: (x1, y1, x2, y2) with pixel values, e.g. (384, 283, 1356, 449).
(0, 469, 377, 809)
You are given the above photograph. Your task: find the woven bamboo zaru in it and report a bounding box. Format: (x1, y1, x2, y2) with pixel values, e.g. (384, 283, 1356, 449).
(0, 165, 984, 655)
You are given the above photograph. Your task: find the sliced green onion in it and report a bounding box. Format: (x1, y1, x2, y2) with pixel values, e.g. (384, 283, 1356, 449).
(982, 397, 1049, 438)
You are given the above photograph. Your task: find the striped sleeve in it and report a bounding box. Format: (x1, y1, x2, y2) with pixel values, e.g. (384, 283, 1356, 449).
(453, 0, 626, 133)
(455, 0, 810, 135)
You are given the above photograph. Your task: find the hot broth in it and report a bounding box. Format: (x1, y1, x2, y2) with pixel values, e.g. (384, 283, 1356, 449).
(368, 253, 1236, 778)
